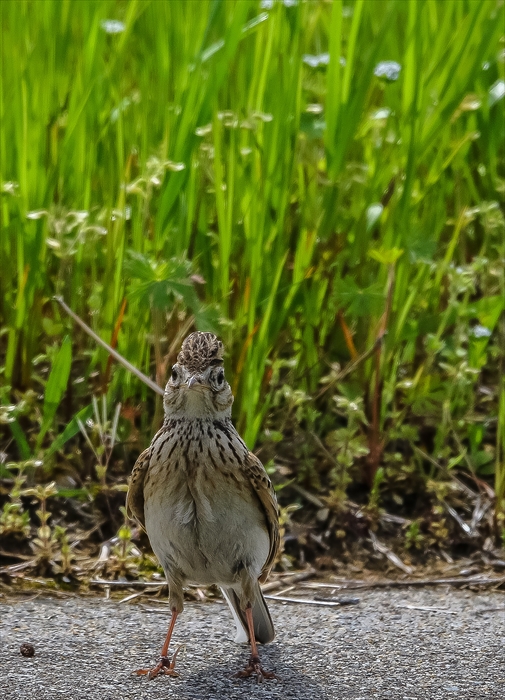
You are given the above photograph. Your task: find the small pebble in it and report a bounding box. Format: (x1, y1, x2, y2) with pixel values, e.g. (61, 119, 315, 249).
(20, 643, 35, 658)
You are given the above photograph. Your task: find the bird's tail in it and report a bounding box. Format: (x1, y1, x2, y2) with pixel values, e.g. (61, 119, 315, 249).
(221, 583, 275, 645)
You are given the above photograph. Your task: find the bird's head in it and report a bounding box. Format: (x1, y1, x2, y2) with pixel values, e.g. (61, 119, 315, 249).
(163, 332, 233, 419)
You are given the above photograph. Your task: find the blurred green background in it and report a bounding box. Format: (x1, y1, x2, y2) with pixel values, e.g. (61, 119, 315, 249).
(1, 0, 504, 544)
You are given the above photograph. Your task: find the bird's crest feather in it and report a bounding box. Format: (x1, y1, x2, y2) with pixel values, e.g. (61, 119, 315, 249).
(177, 332, 224, 373)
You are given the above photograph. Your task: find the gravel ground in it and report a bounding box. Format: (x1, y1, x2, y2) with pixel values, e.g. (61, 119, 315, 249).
(0, 586, 503, 700)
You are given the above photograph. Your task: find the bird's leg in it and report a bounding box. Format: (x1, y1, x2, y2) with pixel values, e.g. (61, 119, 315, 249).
(135, 608, 181, 679)
(235, 604, 276, 682)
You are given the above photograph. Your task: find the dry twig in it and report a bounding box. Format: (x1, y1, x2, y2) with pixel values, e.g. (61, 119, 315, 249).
(299, 575, 505, 590)
(264, 595, 341, 607)
(395, 604, 458, 614)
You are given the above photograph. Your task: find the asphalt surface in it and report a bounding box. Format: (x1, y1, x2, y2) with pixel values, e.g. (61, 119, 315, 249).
(0, 586, 503, 700)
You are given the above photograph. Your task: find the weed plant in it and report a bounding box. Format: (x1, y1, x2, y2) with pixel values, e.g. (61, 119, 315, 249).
(0, 0, 504, 571)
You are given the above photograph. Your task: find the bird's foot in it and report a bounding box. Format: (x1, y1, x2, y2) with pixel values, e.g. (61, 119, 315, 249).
(135, 645, 184, 680)
(234, 654, 276, 683)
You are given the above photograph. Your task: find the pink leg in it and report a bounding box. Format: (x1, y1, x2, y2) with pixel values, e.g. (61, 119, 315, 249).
(234, 604, 276, 682)
(135, 608, 182, 680)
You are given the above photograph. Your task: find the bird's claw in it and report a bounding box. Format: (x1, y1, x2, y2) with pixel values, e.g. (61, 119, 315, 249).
(234, 655, 276, 683)
(135, 645, 185, 680)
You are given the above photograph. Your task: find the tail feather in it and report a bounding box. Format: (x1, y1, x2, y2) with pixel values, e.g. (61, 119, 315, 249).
(221, 583, 275, 645)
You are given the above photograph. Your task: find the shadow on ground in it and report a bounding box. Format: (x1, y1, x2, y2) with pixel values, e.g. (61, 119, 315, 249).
(169, 643, 330, 700)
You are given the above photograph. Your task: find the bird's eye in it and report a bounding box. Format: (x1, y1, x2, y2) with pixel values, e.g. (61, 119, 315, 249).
(171, 366, 179, 382)
(216, 369, 224, 385)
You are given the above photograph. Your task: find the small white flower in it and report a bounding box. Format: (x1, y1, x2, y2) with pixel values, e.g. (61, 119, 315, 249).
(101, 19, 125, 34)
(472, 325, 492, 338)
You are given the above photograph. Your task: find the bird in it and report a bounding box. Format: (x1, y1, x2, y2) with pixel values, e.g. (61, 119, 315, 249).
(126, 331, 280, 681)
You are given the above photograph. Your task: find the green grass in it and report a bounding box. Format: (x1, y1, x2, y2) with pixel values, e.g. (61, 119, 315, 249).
(1, 0, 504, 533)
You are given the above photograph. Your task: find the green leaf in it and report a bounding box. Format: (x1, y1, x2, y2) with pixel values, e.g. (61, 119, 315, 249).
(9, 419, 31, 460)
(334, 277, 384, 318)
(36, 336, 72, 450)
(44, 404, 94, 460)
(124, 251, 203, 313)
(193, 304, 221, 333)
(368, 247, 404, 265)
(467, 295, 504, 368)
(55, 487, 90, 500)
(467, 295, 504, 330)
(405, 228, 437, 263)
(473, 450, 493, 470)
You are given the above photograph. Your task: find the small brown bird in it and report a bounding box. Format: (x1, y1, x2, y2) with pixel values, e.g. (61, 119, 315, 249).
(127, 332, 279, 681)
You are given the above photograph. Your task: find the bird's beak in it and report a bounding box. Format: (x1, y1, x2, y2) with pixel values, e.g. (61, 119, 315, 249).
(186, 374, 209, 389)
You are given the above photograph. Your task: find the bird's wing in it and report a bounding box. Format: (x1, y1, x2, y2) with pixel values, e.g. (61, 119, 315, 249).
(126, 446, 152, 532)
(244, 451, 280, 582)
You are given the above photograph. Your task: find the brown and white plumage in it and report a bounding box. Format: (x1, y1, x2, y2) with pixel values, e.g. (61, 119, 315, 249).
(126, 331, 279, 680)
